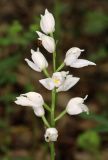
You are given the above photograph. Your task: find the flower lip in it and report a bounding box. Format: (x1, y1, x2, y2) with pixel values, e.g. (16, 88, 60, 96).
(52, 71, 67, 87)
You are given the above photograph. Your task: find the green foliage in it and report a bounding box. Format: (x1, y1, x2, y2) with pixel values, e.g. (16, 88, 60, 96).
(77, 130, 101, 152)
(96, 92, 108, 105)
(24, 83, 35, 92)
(81, 112, 108, 126)
(83, 10, 108, 35)
(0, 55, 21, 85)
(88, 47, 107, 62)
(8, 21, 23, 35)
(81, 113, 108, 133)
(11, 158, 32, 160)
(0, 54, 20, 73)
(0, 94, 17, 103)
(0, 120, 7, 129)
(0, 19, 39, 47)
(54, 0, 69, 39)
(0, 157, 32, 160)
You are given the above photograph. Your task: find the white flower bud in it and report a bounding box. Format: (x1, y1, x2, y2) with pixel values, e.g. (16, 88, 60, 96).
(64, 47, 96, 68)
(44, 128, 58, 142)
(25, 48, 48, 72)
(66, 95, 89, 115)
(36, 31, 55, 53)
(14, 92, 45, 117)
(40, 9, 55, 34)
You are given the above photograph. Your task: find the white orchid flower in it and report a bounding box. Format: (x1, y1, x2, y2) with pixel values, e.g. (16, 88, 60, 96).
(25, 48, 48, 72)
(44, 128, 58, 142)
(39, 71, 79, 92)
(36, 31, 55, 53)
(39, 71, 68, 90)
(14, 92, 45, 117)
(66, 95, 89, 115)
(64, 47, 96, 68)
(40, 9, 55, 34)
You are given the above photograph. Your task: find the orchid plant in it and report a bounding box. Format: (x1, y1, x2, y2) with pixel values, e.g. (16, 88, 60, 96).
(14, 9, 96, 160)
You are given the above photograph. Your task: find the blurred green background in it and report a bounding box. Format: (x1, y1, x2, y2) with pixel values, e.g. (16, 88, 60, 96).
(0, 0, 108, 160)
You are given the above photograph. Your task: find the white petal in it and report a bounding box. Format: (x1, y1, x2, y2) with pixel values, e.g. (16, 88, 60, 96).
(65, 47, 84, 66)
(80, 104, 89, 114)
(42, 35, 55, 53)
(31, 49, 35, 54)
(70, 59, 96, 68)
(39, 78, 55, 90)
(68, 97, 84, 104)
(64, 54, 77, 66)
(84, 95, 88, 100)
(21, 92, 44, 106)
(52, 72, 66, 87)
(15, 96, 34, 107)
(45, 9, 49, 14)
(57, 75, 80, 92)
(66, 96, 89, 115)
(25, 58, 41, 72)
(31, 49, 48, 70)
(36, 31, 55, 53)
(61, 71, 69, 77)
(33, 106, 45, 117)
(66, 103, 85, 115)
(66, 47, 84, 57)
(36, 31, 43, 39)
(40, 9, 55, 34)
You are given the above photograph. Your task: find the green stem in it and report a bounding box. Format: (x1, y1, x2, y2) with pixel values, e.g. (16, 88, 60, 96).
(50, 33, 56, 72)
(51, 88, 56, 126)
(53, 51, 56, 72)
(42, 116, 50, 128)
(56, 62, 65, 72)
(50, 142, 55, 160)
(49, 32, 58, 160)
(50, 32, 57, 160)
(43, 68, 50, 78)
(43, 103, 51, 112)
(55, 109, 66, 122)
